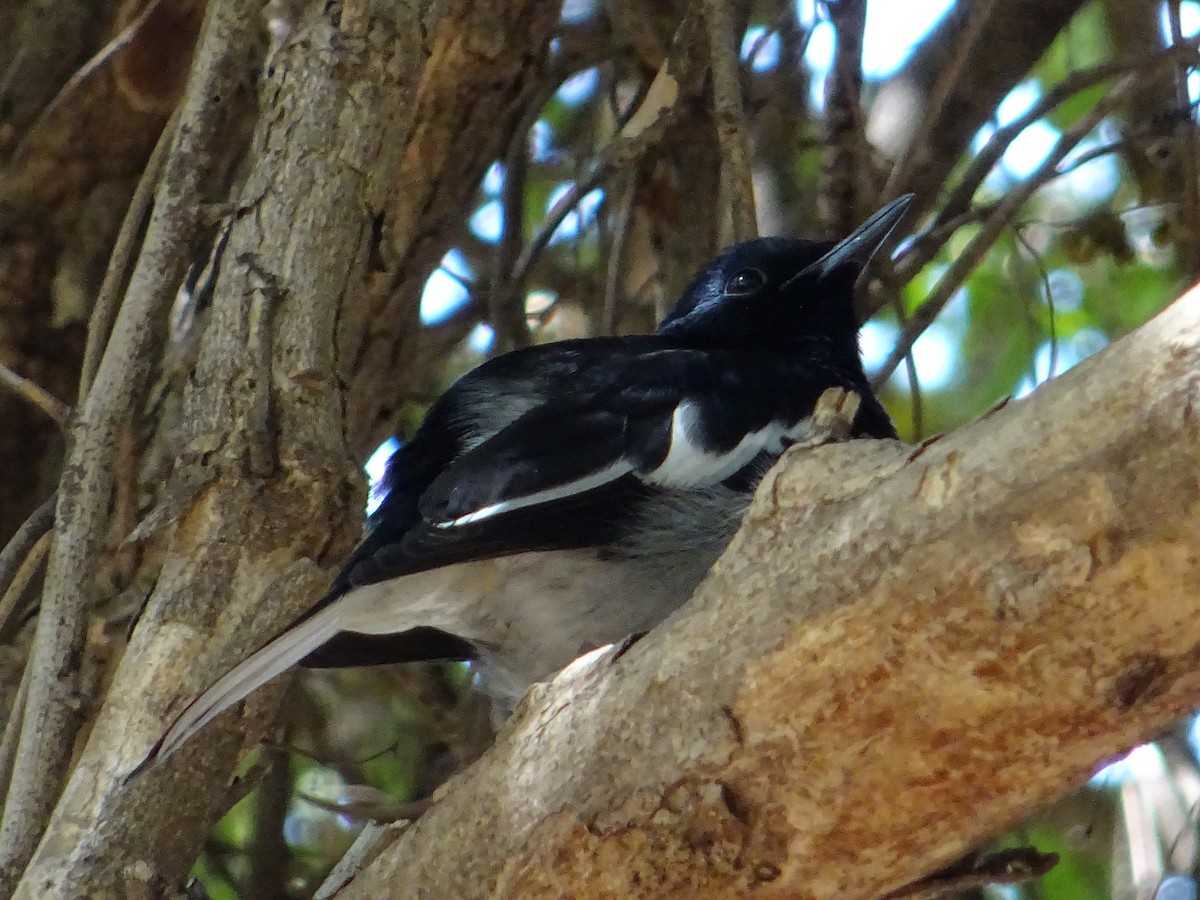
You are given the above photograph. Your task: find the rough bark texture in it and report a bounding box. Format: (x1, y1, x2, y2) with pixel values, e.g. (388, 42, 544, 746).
(334, 285, 1200, 899)
(6, 0, 562, 895)
(0, 0, 256, 889)
(2, 0, 1190, 896)
(339, 0, 560, 455)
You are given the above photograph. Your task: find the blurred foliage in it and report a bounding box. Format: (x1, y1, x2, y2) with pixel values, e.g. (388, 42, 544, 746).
(189, 0, 1200, 897)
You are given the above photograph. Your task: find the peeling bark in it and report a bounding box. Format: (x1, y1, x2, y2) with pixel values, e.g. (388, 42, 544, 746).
(335, 285, 1200, 899)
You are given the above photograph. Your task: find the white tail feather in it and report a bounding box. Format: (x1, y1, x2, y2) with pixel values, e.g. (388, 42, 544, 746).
(154, 603, 346, 762)
(148, 566, 474, 766)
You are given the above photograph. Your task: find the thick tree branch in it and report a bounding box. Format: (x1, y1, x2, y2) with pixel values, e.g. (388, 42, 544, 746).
(339, 284, 1200, 898)
(341, 0, 560, 455)
(5, 0, 568, 893)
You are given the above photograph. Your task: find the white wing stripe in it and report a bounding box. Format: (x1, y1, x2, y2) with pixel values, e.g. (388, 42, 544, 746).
(647, 404, 812, 487)
(434, 460, 635, 529)
(433, 405, 815, 529)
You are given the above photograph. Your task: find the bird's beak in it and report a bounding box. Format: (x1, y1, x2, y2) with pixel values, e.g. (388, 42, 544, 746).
(787, 194, 914, 286)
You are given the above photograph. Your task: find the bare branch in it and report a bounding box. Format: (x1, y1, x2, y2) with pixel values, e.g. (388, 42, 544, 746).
(0, 665, 30, 815)
(1168, 1, 1200, 280)
(10, 0, 165, 161)
(821, 0, 868, 235)
(883, 0, 1001, 202)
(873, 65, 1170, 387)
(601, 169, 638, 336)
(931, 48, 1193, 236)
(0, 532, 50, 650)
(882, 0, 1088, 222)
(78, 109, 178, 403)
(0, 365, 70, 428)
(488, 125, 532, 352)
(0, 497, 56, 642)
(502, 29, 696, 311)
(702, 0, 757, 241)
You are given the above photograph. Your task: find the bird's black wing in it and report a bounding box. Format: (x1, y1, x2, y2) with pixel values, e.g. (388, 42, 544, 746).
(339, 347, 893, 595)
(324, 338, 676, 597)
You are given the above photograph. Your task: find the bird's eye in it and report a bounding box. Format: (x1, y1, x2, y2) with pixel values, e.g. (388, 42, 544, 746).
(724, 268, 766, 297)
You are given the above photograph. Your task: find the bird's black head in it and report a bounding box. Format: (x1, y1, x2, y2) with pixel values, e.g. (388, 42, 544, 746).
(657, 195, 912, 363)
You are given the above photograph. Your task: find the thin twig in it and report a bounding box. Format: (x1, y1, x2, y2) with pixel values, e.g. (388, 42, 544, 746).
(601, 168, 638, 336)
(873, 68, 1164, 387)
(739, 19, 779, 77)
(1014, 225, 1058, 386)
(248, 748, 289, 899)
(0, 665, 30, 813)
(488, 129, 531, 352)
(79, 109, 179, 402)
(883, 0, 1001, 202)
(0, 497, 57, 631)
(506, 126, 663, 298)
(893, 155, 1171, 303)
(702, 0, 757, 241)
(738, 4, 805, 92)
(889, 296, 924, 440)
(484, 40, 669, 331)
(932, 49, 1190, 235)
(1168, 1, 1200, 280)
(0, 532, 51, 646)
(888, 202, 997, 293)
(11, 0, 165, 162)
(0, 365, 70, 427)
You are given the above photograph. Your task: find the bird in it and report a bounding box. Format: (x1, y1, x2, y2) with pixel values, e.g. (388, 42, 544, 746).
(146, 194, 911, 765)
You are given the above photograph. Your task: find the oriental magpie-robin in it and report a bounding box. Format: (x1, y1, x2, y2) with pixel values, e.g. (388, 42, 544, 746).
(148, 194, 911, 763)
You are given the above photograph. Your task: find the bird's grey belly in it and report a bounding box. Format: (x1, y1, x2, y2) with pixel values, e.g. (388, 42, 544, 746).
(334, 546, 713, 709)
(334, 484, 752, 709)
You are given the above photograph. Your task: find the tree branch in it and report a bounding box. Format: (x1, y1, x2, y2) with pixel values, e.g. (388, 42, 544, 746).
(337, 284, 1200, 898)
(0, 0, 261, 891)
(873, 64, 1166, 386)
(702, 0, 757, 241)
(821, 0, 868, 236)
(883, 0, 1087, 224)
(78, 108, 178, 403)
(0, 365, 70, 427)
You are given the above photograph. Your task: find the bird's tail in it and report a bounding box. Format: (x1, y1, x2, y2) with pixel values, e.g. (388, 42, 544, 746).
(144, 600, 347, 767)
(138, 565, 477, 772)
